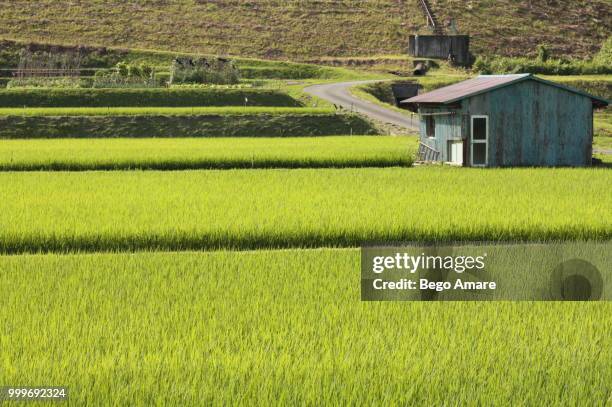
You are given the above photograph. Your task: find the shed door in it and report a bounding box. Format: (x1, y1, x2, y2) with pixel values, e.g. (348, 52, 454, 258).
(448, 141, 463, 165)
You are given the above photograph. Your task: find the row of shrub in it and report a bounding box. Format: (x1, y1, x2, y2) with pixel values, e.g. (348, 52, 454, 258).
(473, 56, 611, 76)
(0, 66, 325, 88)
(0, 114, 377, 138)
(0, 88, 302, 107)
(2, 75, 172, 89)
(558, 80, 612, 101)
(474, 39, 612, 76)
(238, 65, 329, 79)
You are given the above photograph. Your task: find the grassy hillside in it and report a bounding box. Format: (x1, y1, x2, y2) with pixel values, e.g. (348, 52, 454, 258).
(0, 1, 609, 59)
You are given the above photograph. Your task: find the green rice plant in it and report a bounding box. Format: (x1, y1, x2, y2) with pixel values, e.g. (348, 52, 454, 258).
(0, 249, 610, 404)
(0, 136, 414, 171)
(0, 167, 609, 253)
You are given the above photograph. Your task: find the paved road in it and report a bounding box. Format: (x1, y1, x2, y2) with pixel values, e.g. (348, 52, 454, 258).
(304, 80, 419, 131)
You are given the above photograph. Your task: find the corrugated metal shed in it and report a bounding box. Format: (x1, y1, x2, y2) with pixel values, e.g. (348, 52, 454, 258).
(406, 74, 608, 167)
(403, 74, 609, 107)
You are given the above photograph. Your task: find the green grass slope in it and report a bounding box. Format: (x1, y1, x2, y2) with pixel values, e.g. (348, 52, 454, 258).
(0, 1, 609, 59)
(0, 113, 377, 139)
(0, 88, 303, 108)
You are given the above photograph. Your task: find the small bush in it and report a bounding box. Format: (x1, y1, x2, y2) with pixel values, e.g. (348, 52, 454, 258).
(155, 72, 171, 87)
(593, 37, 612, 66)
(127, 64, 141, 78)
(92, 61, 157, 88)
(536, 44, 550, 62)
(170, 57, 240, 85)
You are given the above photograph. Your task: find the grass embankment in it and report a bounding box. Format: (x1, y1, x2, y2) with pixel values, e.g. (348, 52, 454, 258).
(595, 110, 612, 136)
(0, 136, 414, 171)
(594, 110, 611, 158)
(540, 75, 612, 100)
(0, 107, 331, 116)
(0, 168, 609, 253)
(0, 113, 377, 138)
(0, 88, 303, 107)
(0, 1, 608, 58)
(1, 249, 610, 405)
(594, 137, 612, 152)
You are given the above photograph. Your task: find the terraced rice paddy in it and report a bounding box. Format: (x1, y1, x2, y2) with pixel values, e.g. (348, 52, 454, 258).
(1, 249, 610, 405)
(0, 136, 414, 171)
(0, 50, 610, 405)
(0, 167, 609, 253)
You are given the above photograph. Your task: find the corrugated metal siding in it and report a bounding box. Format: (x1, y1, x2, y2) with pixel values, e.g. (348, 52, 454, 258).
(464, 80, 592, 167)
(418, 107, 462, 162)
(417, 79, 593, 167)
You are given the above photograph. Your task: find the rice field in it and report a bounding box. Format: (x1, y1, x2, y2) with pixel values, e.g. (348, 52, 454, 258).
(0, 136, 414, 171)
(0, 167, 610, 253)
(1, 249, 610, 405)
(0, 59, 609, 404)
(0, 106, 333, 117)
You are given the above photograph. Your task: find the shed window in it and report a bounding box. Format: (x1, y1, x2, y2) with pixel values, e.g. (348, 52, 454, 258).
(472, 117, 487, 140)
(470, 116, 488, 166)
(425, 116, 435, 138)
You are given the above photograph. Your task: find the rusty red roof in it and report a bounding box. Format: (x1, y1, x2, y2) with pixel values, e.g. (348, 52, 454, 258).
(404, 74, 529, 104)
(402, 74, 609, 107)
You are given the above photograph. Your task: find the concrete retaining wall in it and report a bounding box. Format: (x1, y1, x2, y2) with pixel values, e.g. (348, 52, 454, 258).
(408, 35, 470, 66)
